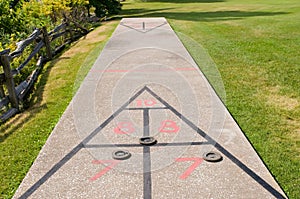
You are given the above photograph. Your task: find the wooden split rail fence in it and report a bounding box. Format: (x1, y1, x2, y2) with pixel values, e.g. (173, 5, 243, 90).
(0, 19, 90, 123)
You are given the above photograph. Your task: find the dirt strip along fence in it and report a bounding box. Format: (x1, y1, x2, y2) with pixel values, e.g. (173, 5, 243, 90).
(0, 18, 91, 123)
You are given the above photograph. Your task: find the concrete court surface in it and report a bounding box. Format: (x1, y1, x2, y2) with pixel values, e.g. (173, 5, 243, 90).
(13, 18, 287, 198)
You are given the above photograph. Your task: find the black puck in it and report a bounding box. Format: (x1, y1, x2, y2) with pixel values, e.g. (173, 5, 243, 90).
(112, 150, 131, 160)
(203, 151, 223, 162)
(139, 136, 157, 145)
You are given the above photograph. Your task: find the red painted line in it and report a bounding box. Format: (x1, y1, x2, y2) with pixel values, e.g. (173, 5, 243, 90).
(90, 160, 120, 181)
(174, 68, 197, 71)
(176, 157, 203, 179)
(103, 69, 130, 73)
(91, 67, 197, 73)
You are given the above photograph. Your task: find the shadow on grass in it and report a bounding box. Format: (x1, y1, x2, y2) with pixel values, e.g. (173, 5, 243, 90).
(0, 105, 48, 143)
(121, 10, 289, 22)
(122, 7, 174, 15)
(0, 57, 65, 143)
(142, 0, 224, 3)
(0, 31, 97, 142)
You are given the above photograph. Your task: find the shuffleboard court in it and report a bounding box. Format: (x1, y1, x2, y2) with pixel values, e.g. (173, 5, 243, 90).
(13, 18, 287, 199)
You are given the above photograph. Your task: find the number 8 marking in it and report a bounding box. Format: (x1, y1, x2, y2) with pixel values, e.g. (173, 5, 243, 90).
(114, 122, 135, 134)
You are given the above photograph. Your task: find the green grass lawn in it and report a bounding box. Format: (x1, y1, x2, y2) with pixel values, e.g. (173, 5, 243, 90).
(1, 0, 299, 198)
(120, 0, 300, 197)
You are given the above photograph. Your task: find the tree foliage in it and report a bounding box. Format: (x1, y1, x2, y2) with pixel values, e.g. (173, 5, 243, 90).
(89, 0, 122, 18)
(0, 0, 122, 50)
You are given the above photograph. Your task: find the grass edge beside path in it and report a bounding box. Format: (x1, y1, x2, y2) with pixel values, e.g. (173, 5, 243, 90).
(1, 0, 300, 197)
(0, 21, 119, 198)
(119, 0, 299, 197)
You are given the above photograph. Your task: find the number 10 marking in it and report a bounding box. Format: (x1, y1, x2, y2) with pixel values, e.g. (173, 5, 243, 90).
(136, 99, 157, 107)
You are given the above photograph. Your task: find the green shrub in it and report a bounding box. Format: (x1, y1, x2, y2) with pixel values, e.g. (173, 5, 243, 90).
(89, 0, 122, 18)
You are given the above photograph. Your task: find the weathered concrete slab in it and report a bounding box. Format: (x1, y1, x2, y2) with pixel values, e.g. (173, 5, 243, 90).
(14, 18, 286, 199)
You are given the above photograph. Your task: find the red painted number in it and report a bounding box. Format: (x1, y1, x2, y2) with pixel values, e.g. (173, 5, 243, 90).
(176, 157, 203, 179)
(136, 99, 157, 107)
(159, 120, 180, 133)
(90, 160, 120, 181)
(114, 122, 135, 134)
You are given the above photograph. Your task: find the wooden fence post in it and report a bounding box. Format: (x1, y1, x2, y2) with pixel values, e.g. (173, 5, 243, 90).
(66, 21, 74, 41)
(42, 26, 52, 60)
(0, 85, 5, 99)
(0, 73, 5, 99)
(0, 55, 19, 109)
(63, 14, 74, 41)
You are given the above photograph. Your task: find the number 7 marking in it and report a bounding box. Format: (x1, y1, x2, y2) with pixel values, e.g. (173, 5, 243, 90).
(176, 157, 203, 179)
(90, 160, 120, 181)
